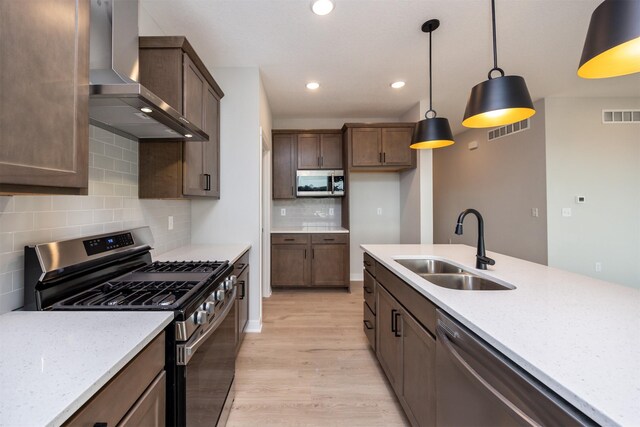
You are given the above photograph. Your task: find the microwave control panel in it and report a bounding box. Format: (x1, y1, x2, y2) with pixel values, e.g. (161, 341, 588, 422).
(83, 232, 135, 256)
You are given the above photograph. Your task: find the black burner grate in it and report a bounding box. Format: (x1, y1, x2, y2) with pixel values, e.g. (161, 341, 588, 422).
(61, 280, 200, 308)
(137, 261, 226, 274)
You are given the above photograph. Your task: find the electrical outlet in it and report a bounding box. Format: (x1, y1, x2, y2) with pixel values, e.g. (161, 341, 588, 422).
(531, 208, 539, 217)
(329, 208, 334, 216)
(280, 208, 286, 216)
(377, 208, 382, 215)
(168, 216, 174, 230)
(562, 208, 572, 217)
(595, 262, 602, 272)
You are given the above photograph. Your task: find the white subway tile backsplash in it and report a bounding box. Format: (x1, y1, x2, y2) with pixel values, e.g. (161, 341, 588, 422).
(67, 210, 93, 226)
(13, 229, 52, 252)
(0, 126, 191, 314)
(0, 213, 34, 233)
(52, 196, 85, 211)
(93, 127, 115, 143)
(35, 211, 67, 229)
(89, 139, 105, 155)
(113, 159, 131, 174)
(13, 197, 52, 212)
(90, 182, 115, 196)
(104, 144, 124, 160)
(93, 154, 115, 170)
(0, 233, 12, 253)
(93, 209, 114, 223)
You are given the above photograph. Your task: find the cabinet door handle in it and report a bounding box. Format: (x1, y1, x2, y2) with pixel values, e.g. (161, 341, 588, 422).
(391, 309, 397, 333)
(291, 186, 294, 196)
(312, 248, 315, 259)
(239, 280, 246, 299)
(304, 249, 307, 259)
(323, 238, 335, 241)
(363, 286, 373, 294)
(284, 238, 295, 241)
(379, 152, 383, 163)
(383, 152, 386, 164)
(94, 423, 108, 427)
(394, 311, 402, 337)
(205, 174, 211, 191)
(363, 320, 374, 330)
(364, 260, 372, 267)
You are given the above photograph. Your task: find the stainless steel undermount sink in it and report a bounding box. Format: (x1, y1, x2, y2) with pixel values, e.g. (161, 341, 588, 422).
(394, 258, 515, 291)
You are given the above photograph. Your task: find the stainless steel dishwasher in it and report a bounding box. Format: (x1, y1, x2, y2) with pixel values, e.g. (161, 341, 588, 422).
(435, 310, 596, 426)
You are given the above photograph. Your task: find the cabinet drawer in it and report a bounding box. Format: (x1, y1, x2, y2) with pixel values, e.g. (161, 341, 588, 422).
(363, 302, 375, 350)
(363, 252, 376, 277)
(65, 332, 165, 427)
(234, 250, 249, 274)
(272, 233, 309, 244)
(363, 270, 376, 314)
(311, 233, 348, 244)
(117, 371, 166, 427)
(377, 265, 437, 336)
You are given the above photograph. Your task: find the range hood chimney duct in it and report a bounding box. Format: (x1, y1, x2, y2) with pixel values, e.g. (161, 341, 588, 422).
(89, 0, 208, 141)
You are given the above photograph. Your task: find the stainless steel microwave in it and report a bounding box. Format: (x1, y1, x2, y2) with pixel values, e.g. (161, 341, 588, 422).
(296, 170, 345, 197)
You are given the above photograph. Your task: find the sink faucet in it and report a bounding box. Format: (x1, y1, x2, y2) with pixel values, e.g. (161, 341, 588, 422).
(454, 209, 495, 270)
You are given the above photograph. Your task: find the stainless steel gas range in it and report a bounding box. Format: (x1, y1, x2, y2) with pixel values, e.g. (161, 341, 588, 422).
(23, 227, 236, 427)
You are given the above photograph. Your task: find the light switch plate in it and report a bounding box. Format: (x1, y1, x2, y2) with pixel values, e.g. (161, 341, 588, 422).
(168, 216, 174, 230)
(280, 208, 286, 216)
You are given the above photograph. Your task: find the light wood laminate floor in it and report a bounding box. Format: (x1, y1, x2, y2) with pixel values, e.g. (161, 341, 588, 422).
(227, 281, 409, 427)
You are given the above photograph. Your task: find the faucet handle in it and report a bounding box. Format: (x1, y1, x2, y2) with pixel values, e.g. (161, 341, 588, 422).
(477, 255, 496, 267)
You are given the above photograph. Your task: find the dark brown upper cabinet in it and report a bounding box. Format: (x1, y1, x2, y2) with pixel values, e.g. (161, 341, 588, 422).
(138, 36, 223, 199)
(272, 129, 343, 200)
(343, 123, 417, 172)
(297, 133, 343, 170)
(0, 0, 89, 195)
(272, 134, 297, 200)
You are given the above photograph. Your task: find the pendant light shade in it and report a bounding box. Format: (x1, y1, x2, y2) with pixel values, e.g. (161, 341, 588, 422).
(462, 0, 535, 129)
(410, 19, 455, 150)
(578, 0, 640, 79)
(411, 117, 454, 149)
(462, 74, 535, 128)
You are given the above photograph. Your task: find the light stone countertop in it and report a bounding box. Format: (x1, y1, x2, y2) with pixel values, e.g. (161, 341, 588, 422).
(0, 311, 173, 427)
(271, 226, 349, 234)
(361, 244, 640, 427)
(155, 243, 251, 264)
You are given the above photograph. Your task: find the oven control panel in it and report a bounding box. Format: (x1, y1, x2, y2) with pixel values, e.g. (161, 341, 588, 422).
(83, 232, 135, 256)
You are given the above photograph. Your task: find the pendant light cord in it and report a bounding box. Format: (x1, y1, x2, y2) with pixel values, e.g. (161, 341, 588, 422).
(489, 0, 504, 79)
(426, 28, 436, 119)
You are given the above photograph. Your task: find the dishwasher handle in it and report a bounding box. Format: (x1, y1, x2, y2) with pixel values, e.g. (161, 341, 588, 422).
(436, 321, 539, 426)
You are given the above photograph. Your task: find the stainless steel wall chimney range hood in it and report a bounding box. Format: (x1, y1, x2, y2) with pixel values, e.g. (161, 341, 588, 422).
(89, 0, 208, 141)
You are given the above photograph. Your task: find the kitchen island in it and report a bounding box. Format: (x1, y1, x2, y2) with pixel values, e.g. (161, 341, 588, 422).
(362, 244, 639, 427)
(0, 311, 172, 427)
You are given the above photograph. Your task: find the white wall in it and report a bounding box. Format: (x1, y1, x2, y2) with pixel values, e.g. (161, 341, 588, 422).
(349, 173, 402, 279)
(0, 127, 192, 314)
(273, 117, 397, 129)
(546, 97, 640, 287)
(191, 67, 265, 331)
(399, 103, 421, 244)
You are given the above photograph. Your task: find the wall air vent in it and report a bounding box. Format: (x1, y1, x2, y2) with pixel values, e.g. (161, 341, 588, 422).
(602, 110, 640, 124)
(487, 118, 530, 141)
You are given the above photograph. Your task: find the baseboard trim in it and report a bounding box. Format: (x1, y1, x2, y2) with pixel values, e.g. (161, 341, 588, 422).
(245, 319, 263, 333)
(350, 272, 363, 281)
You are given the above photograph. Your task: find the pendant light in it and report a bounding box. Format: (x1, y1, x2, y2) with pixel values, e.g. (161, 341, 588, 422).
(462, 0, 535, 129)
(410, 19, 454, 150)
(578, 0, 640, 79)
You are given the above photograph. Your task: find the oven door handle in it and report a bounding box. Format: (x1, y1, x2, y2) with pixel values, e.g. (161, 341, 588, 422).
(176, 287, 237, 365)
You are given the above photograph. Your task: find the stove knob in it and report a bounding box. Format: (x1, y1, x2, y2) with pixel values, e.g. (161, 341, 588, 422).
(194, 310, 208, 325)
(203, 301, 215, 314)
(224, 278, 233, 291)
(215, 289, 225, 302)
(229, 275, 237, 285)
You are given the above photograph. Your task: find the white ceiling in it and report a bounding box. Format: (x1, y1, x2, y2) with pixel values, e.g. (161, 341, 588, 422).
(140, 0, 640, 133)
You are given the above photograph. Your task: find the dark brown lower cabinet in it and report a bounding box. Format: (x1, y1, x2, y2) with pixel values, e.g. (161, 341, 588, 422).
(374, 268, 436, 427)
(65, 332, 166, 427)
(271, 233, 349, 289)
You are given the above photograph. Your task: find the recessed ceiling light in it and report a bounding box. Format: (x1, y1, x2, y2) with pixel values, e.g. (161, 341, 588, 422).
(391, 81, 406, 89)
(140, 107, 153, 113)
(306, 82, 320, 90)
(311, 0, 334, 16)
(184, 134, 193, 138)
